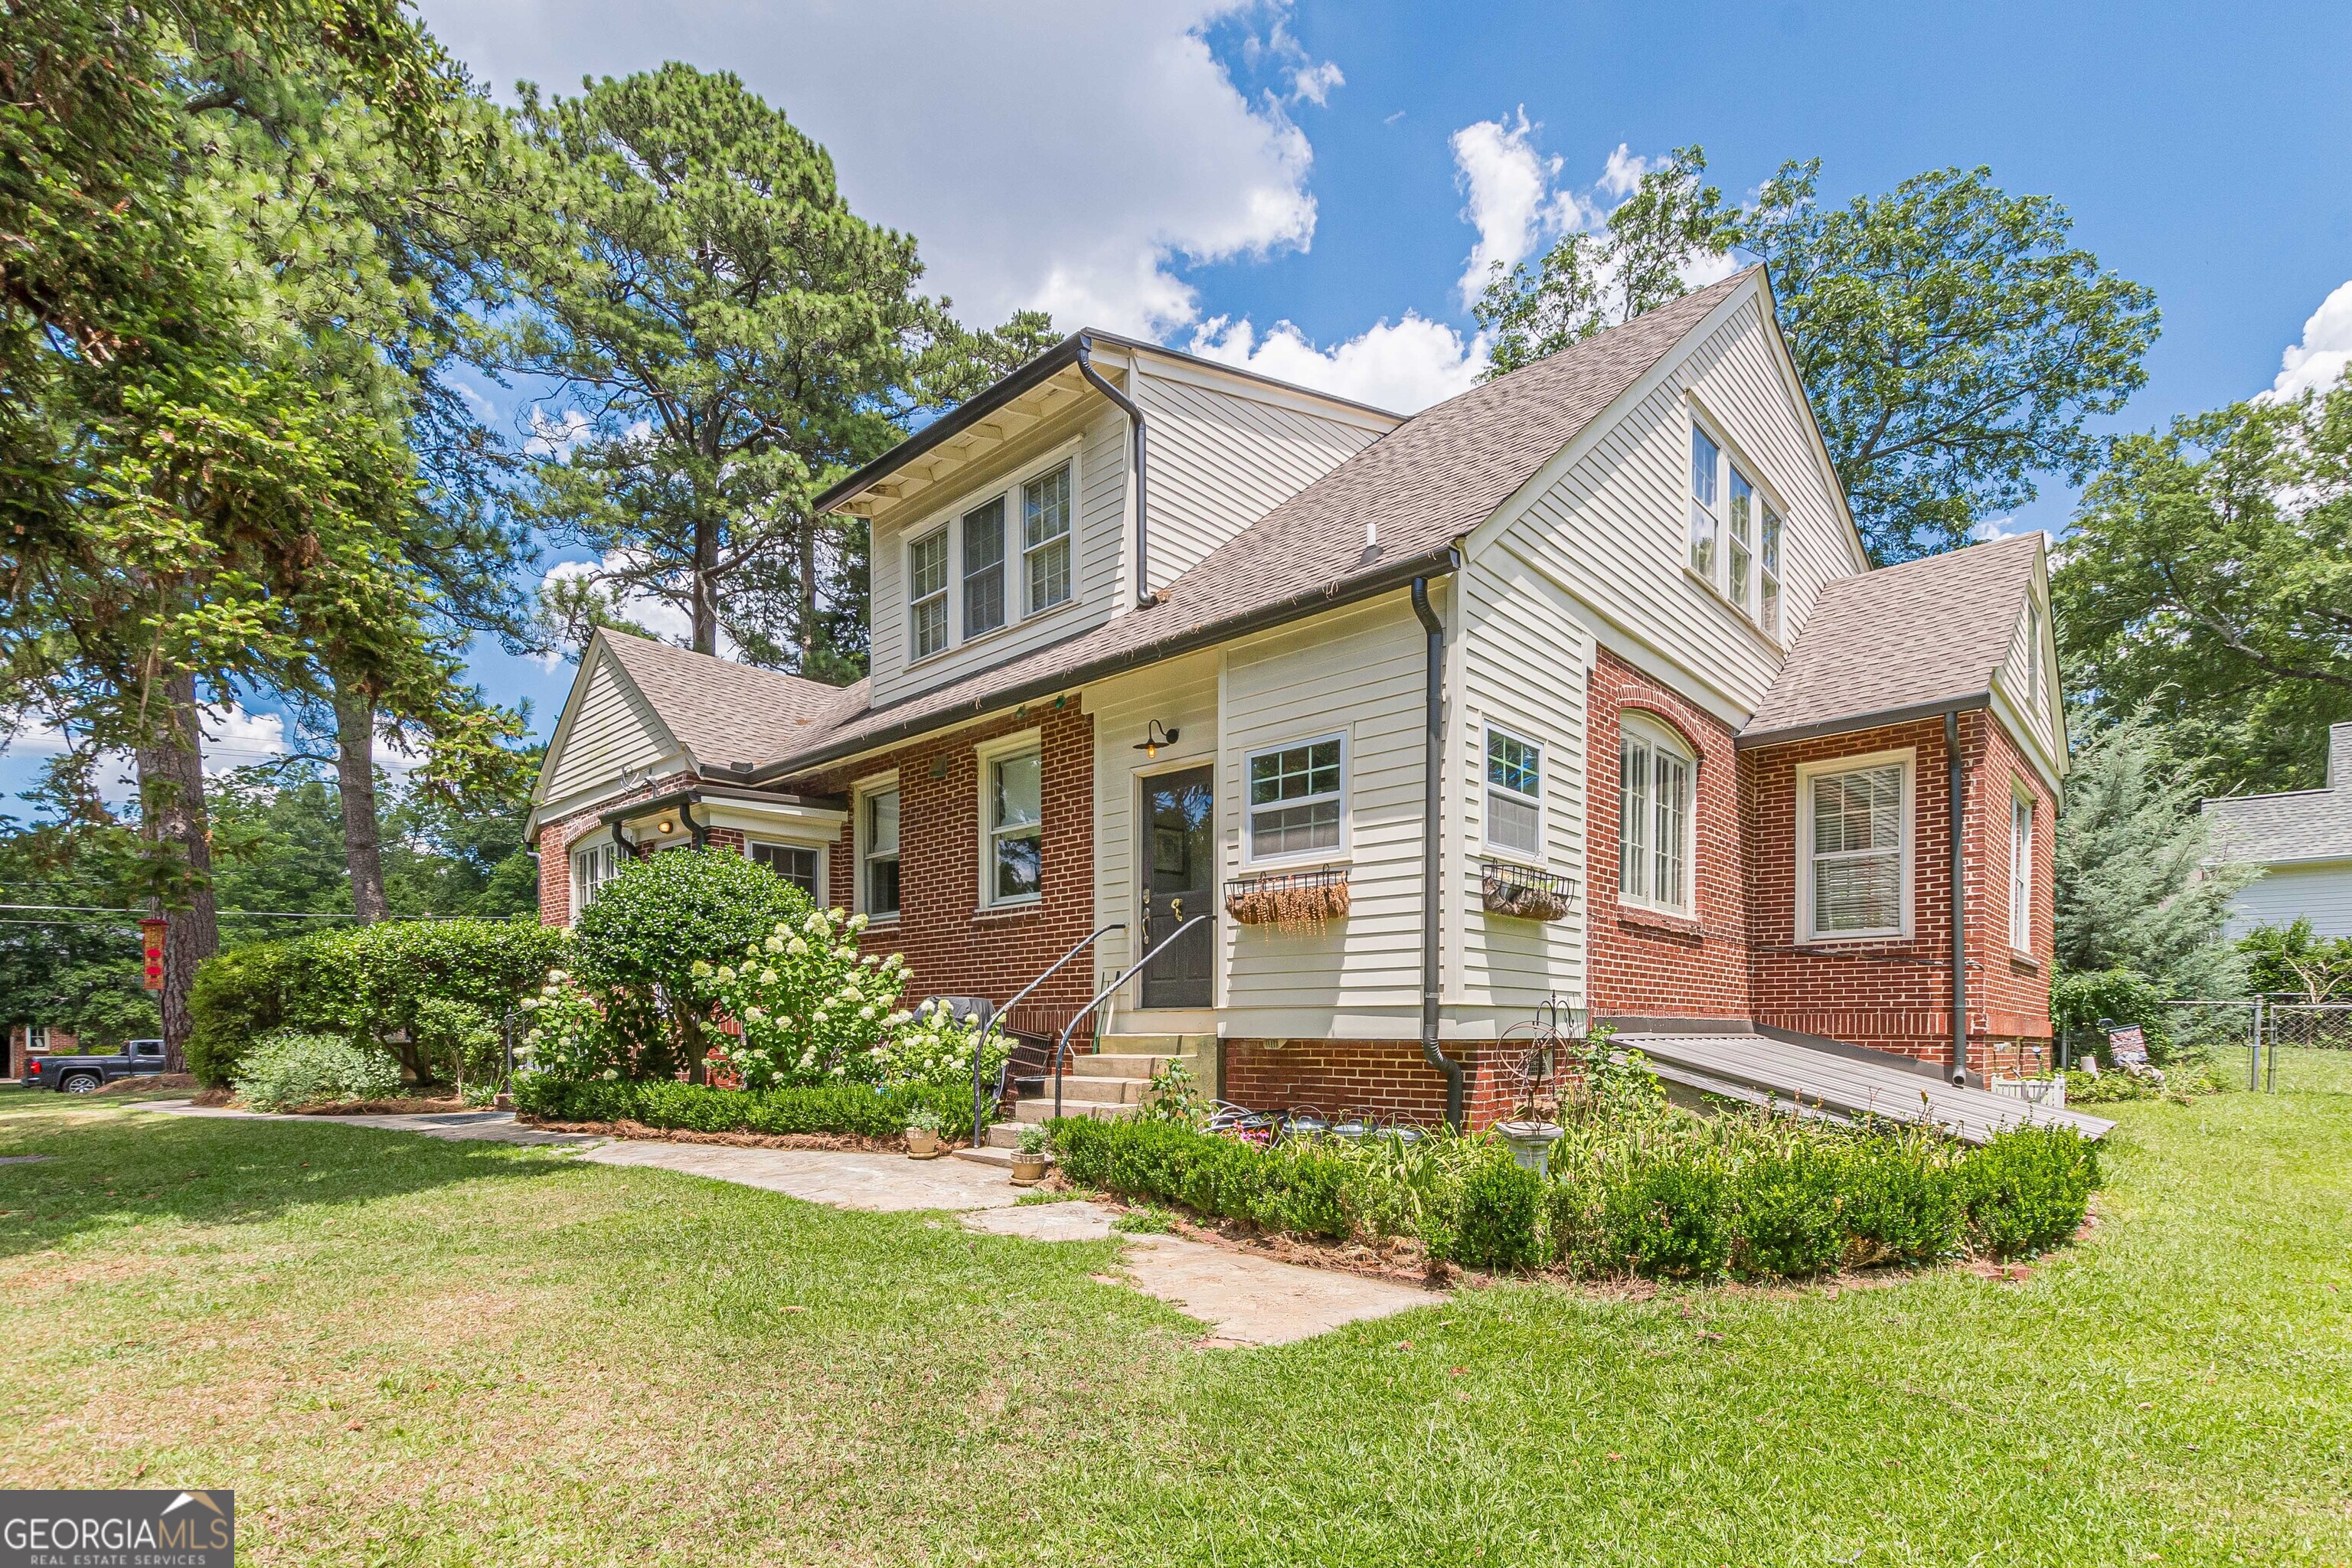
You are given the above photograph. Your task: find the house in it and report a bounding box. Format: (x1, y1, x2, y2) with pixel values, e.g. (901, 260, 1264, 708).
(7, 1023, 75, 1081)
(2203, 723, 2352, 938)
(527, 268, 2077, 1138)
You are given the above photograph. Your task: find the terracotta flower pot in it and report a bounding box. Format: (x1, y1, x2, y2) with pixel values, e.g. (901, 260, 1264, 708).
(906, 1129, 941, 1159)
(1009, 1151, 1050, 1185)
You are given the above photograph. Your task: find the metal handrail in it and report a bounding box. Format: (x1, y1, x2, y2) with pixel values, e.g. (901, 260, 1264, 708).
(969, 923, 1125, 1142)
(1052, 913, 1211, 1120)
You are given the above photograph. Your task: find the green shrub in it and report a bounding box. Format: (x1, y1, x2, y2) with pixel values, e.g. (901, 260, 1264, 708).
(1047, 1117, 1355, 1240)
(1831, 1137, 1962, 1265)
(187, 942, 302, 1086)
(512, 1074, 971, 1139)
(1602, 1157, 1733, 1279)
(299, 918, 567, 1081)
(1730, 1146, 1844, 1278)
(1452, 1155, 1545, 1271)
(233, 1031, 403, 1111)
(2051, 967, 2173, 1064)
(1956, 1125, 2099, 1258)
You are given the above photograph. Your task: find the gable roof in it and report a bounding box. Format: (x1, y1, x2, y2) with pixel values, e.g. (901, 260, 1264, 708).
(740, 270, 1759, 780)
(593, 632, 850, 769)
(1739, 533, 2043, 746)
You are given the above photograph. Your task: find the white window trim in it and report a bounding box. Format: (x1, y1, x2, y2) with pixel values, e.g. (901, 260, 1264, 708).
(1795, 747, 1916, 944)
(1686, 402, 1788, 643)
(2009, 783, 2036, 954)
(906, 525, 949, 664)
(1481, 723, 1546, 864)
(568, 829, 627, 927)
(1617, 714, 1696, 916)
(854, 773, 901, 924)
(975, 728, 1044, 910)
(1242, 731, 1351, 867)
(897, 440, 1083, 662)
(742, 836, 828, 905)
(1021, 459, 1076, 618)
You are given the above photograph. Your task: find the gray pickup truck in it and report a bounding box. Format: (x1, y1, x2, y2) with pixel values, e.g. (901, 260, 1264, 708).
(22, 1039, 168, 1093)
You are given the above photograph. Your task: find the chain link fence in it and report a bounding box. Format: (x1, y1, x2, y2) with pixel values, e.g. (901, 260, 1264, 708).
(2057, 1000, 2352, 1094)
(2261, 1001, 2352, 1093)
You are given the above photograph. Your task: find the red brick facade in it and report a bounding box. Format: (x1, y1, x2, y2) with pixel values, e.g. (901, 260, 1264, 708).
(1222, 1038, 1523, 1126)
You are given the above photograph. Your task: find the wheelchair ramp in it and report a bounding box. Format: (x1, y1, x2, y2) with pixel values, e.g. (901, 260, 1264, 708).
(1615, 1032, 2115, 1144)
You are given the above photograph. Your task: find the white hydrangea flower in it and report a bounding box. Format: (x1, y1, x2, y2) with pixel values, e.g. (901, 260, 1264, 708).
(716, 965, 736, 983)
(760, 969, 778, 985)
(601, 1068, 619, 1080)
(764, 936, 783, 954)
(786, 937, 808, 956)
(848, 912, 869, 933)
(691, 959, 713, 978)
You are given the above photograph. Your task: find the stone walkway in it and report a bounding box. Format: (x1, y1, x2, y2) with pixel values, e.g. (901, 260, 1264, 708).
(134, 1101, 1439, 1345)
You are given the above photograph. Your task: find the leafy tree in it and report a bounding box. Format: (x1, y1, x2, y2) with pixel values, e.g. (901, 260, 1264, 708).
(505, 63, 1053, 674)
(1475, 154, 2161, 563)
(2053, 376, 2352, 793)
(2053, 715, 2247, 997)
(2237, 920, 2352, 1004)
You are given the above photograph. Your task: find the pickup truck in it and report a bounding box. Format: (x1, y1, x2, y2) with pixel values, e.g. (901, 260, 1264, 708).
(22, 1040, 168, 1093)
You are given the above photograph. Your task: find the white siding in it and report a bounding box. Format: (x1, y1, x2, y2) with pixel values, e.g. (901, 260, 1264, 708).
(866, 402, 1130, 707)
(1993, 583, 2064, 764)
(540, 648, 675, 807)
(1484, 293, 1856, 718)
(1086, 654, 1222, 993)
(1217, 595, 1432, 1024)
(2226, 862, 2352, 939)
(1133, 361, 1390, 590)
(1454, 547, 1591, 1013)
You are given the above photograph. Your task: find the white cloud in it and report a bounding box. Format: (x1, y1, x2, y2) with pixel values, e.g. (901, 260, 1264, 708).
(524, 408, 593, 458)
(416, 0, 1332, 340)
(1186, 313, 1487, 414)
(2271, 279, 2352, 401)
(1596, 142, 1650, 199)
(201, 704, 287, 760)
(1449, 109, 1583, 308)
(537, 552, 729, 666)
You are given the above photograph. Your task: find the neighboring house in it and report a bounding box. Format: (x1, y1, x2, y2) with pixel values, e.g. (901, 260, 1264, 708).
(528, 268, 2070, 1133)
(7, 1024, 76, 1081)
(2203, 724, 2352, 938)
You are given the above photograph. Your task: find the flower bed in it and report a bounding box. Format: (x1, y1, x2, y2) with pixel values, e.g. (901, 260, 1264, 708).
(514, 1076, 974, 1141)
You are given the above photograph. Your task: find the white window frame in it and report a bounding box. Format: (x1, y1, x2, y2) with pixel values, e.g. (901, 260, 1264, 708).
(26, 1024, 47, 1053)
(961, 495, 1008, 639)
(1795, 748, 1916, 944)
(1021, 459, 1074, 616)
(1243, 732, 1350, 867)
(976, 730, 1044, 910)
(1760, 498, 1784, 638)
(893, 442, 1083, 662)
(1687, 406, 1785, 639)
(2022, 597, 2043, 714)
(744, 838, 826, 903)
(855, 775, 901, 923)
(907, 525, 949, 662)
(570, 832, 628, 924)
(1617, 715, 1695, 916)
(2010, 786, 2036, 954)
(1481, 724, 1546, 862)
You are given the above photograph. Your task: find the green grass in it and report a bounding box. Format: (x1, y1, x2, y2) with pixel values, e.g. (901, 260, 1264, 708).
(2, 1090, 2347, 1565)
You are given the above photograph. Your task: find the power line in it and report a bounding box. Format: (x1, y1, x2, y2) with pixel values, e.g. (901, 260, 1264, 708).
(0, 903, 473, 921)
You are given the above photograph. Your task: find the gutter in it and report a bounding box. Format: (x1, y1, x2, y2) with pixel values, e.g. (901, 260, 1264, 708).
(1410, 577, 1465, 1131)
(750, 544, 1465, 783)
(1735, 691, 1990, 751)
(1947, 709, 1969, 1086)
(1075, 333, 1153, 608)
(599, 782, 851, 853)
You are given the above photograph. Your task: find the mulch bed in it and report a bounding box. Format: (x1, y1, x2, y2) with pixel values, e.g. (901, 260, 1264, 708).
(517, 1116, 916, 1155)
(93, 1073, 198, 1095)
(291, 1097, 469, 1116)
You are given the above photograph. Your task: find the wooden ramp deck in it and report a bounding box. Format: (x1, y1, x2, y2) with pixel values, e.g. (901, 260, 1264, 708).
(1615, 1032, 2115, 1144)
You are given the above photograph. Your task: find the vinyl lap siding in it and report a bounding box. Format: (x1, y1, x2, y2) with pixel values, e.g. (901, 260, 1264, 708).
(1135, 368, 1390, 590)
(1455, 547, 1590, 1011)
(2227, 862, 2352, 939)
(1087, 654, 1221, 993)
(867, 403, 1129, 707)
(541, 652, 674, 805)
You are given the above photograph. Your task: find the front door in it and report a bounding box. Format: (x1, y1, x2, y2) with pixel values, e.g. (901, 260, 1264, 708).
(1141, 765, 1214, 1009)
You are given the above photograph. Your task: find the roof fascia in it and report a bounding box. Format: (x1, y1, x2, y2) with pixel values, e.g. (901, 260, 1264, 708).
(1118, 339, 1403, 429)
(1736, 692, 1991, 751)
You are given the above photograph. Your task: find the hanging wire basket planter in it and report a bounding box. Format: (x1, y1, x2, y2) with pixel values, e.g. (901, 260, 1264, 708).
(1480, 860, 1578, 921)
(1223, 866, 1351, 932)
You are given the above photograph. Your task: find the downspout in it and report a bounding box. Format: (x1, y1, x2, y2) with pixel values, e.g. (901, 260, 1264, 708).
(1076, 332, 1152, 607)
(1410, 577, 1465, 1131)
(1946, 710, 1968, 1086)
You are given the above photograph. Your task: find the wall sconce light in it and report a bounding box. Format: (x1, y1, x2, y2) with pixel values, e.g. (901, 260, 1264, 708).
(1135, 720, 1179, 760)
(657, 818, 676, 835)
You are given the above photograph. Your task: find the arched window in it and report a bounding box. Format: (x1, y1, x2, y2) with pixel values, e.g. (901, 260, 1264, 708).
(1619, 716, 1694, 914)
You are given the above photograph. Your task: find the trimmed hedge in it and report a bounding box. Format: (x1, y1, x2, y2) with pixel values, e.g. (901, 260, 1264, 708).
(514, 1074, 973, 1141)
(1048, 1117, 1357, 1239)
(1955, 1124, 2100, 1258)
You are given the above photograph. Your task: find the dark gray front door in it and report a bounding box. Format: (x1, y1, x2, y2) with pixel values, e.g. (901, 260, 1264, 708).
(1141, 766, 1214, 1009)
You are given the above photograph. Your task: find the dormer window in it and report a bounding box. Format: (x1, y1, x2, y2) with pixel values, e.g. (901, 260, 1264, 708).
(1689, 413, 1780, 637)
(962, 498, 1007, 637)
(909, 528, 949, 660)
(1024, 462, 1072, 613)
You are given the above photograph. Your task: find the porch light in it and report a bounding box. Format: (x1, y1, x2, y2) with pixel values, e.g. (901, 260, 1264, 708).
(1135, 720, 1179, 760)
(658, 818, 675, 835)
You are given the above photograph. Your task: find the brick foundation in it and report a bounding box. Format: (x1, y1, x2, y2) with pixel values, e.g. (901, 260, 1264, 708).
(1220, 1037, 1522, 1129)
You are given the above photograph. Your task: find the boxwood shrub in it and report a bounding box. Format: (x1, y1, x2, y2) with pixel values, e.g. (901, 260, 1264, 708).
(1955, 1124, 2100, 1258)
(513, 1074, 971, 1140)
(1048, 1117, 1356, 1239)
(1600, 1158, 1733, 1279)
(1728, 1145, 1845, 1279)
(1452, 1155, 1545, 1271)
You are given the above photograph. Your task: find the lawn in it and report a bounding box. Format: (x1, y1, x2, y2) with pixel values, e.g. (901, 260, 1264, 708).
(1, 1089, 2347, 1566)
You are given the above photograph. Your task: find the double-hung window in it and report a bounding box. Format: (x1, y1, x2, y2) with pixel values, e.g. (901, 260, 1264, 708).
(1619, 721, 1692, 913)
(1726, 467, 1755, 612)
(909, 528, 949, 660)
(1023, 462, 1072, 614)
(1246, 736, 1344, 861)
(962, 498, 1007, 638)
(1689, 426, 1720, 580)
(1760, 501, 1783, 635)
(749, 842, 819, 898)
(985, 750, 1043, 904)
(1801, 756, 1911, 940)
(863, 786, 900, 918)
(2010, 792, 2034, 952)
(1484, 728, 1544, 858)
(572, 838, 626, 916)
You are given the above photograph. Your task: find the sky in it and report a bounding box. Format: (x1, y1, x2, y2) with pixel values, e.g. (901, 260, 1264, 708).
(8, 0, 2351, 802)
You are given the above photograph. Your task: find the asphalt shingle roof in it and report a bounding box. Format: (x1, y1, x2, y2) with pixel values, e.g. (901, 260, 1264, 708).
(596, 632, 852, 771)
(2203, 726, 2352, 864)
(1740, 533, 2043, 744)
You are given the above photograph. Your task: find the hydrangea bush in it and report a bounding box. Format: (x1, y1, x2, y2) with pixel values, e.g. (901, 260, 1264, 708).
(518, 969, 632, 1083)
(688, 907, 911, 1089)
(874, 998, 1007, 1092)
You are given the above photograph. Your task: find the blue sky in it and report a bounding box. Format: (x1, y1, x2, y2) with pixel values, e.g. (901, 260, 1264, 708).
(10, 0, 2350, 800)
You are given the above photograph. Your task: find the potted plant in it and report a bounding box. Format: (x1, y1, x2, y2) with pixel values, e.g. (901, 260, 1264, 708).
(905, 1106, 946, 1159)
(1010, 1124, 1050, 1184)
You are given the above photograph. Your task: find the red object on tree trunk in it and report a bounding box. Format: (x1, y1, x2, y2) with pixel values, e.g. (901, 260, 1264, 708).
(140, 917, 168, 991)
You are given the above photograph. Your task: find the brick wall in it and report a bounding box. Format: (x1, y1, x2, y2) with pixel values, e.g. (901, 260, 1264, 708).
(1585, 648, 1752, 1020)
(532, 780, 681, 926)
(1969, 712, 2057, 1077)
(1221, 1038, 1518, 1126)
(787, 702, 1099, 1037)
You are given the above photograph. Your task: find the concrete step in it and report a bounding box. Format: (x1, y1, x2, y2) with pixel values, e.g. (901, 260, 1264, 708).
(953, 1143, 1023, 1168)
(1069, 1053, 1174, 1080)
(1014, 1073, 1142, 1106)
(1094, 1032, 1215, 1057)
(1014, 1096, 1136, 1124)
